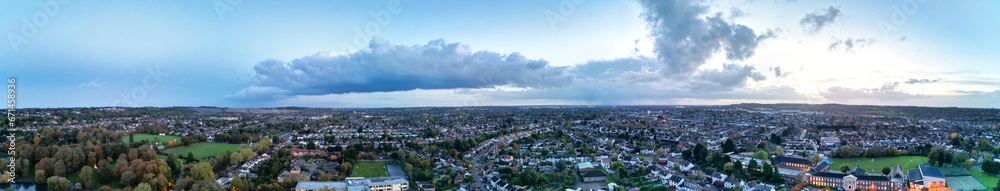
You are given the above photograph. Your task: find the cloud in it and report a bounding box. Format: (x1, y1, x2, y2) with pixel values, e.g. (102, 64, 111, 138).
(821, 82, 925, 101)
(235, 0, 793, 104)
(78, 80, 106, 88)
(904, 78, 939, 84)
(691, 64, 766, 91)
(772, 66, 787, 78)
(637, 0, 775, 75)
(485, 58, 793, 104)
(234, 38, 573, 99)
(800, 6, 842, 34)
(729, 8, 748, 19)
(828, 38, 875, 52)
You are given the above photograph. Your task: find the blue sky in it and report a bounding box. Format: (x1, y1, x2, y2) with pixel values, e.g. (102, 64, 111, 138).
(1, 0, 998, 108)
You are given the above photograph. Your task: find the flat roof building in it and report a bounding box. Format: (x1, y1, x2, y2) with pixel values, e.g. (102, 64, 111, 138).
(295, 176, 409, 191)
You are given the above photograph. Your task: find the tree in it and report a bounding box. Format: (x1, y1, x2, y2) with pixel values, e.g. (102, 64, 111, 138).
(769, 134, 783, 145)
(762, 163, 774, 181)
(840, 165, 851, 173)
(498, 167, 514, 175)
(97, 159, 114, 183)
(752, 151, 770, 160)
(307, 142, 318, 150)
(230, 151, 245, 164)
(983, 160, 1000, 174)
(810, 154, 822, 164)
(188, 152, 196, 161)
(864, 146, 883, 158)
(403, 163, 414, 173)
(53, 159, 67, 177)
(882, 166, 891, 176)
(722, 139, 737, 153)
(191, 162, 215, 180)
(47, 176, 72, 191)
(682, 149, 693, 160)
(955, 151, 971, 165)
(724, 162, 735, 173)
(341, 162, 353, 174)
(963, 161, 975, 170)
(35, 170, 46, 184)
(252, 139, 272, 153)
(79, 166, 94, 189)
(612, 162, 624, 169)
(748, 160, 759, 176)
(230, 177, 251, 191)
(121, 171, 137, 187)
(166, 155, 179, 175)
(885, 147, 900, 157)
(134, 183, 152, 191)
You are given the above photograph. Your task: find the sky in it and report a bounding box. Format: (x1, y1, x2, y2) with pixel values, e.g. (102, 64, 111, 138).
(1, 0, 998, 108)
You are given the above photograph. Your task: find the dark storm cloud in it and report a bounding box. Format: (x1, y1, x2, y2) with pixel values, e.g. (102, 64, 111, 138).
(800, 6, 841, 34)
(829, 38, 875, 52)
(637, 0, 775, 75)
(233, 38, 573, 99)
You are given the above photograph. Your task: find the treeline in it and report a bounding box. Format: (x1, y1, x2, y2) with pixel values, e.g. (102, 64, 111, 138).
(1, 125, 275, 191)
(681, 143, 784, 184)
(829, 145, 904, 158)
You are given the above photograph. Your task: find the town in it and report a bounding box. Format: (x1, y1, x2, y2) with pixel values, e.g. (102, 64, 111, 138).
(0, 104, 997, 191)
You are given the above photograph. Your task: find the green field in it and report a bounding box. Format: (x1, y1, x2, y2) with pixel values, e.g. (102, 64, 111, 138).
(972, 169, 1000, 189)
(169, 142, 247, 160)
(830, 156, 928, 174)
(351, 161, 388, 178)
(123, 134, 181, 144)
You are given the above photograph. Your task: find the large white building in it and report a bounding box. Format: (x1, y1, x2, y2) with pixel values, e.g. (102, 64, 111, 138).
(295, 177, 409, 191)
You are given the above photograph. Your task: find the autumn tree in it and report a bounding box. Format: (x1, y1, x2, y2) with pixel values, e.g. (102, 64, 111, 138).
(134, 183, 152, 191)
(97, 159, 114, 183)
(121, 171, 138, 187)
(34, 170, 46, 184)
(47, 176, 71, 191)
(80, 166, 94, 189)
(252, 139, 272, 153)
(190, 162, 215, 181)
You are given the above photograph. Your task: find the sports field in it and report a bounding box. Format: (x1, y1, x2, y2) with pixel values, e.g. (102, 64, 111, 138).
(830, 156, 927, 174)
(972, 169, 1000, 189)
(169, 142, 247, 160)
(351, 161, 388, 178)
(947, 176, 988, 191)
(123, 134, 181, 144)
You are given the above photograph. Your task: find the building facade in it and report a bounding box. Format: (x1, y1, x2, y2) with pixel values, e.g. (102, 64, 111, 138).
(295, 177, 409, 191)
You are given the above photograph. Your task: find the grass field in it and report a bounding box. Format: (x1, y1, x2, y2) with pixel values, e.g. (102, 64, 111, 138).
(947, 176, 988, 191)
(830, 156, 928, 174)
(169, 142, 246, 160)
(972, 169, 1000, 189)
(351, 161, 388, 178)
(123, 133, 181, 144)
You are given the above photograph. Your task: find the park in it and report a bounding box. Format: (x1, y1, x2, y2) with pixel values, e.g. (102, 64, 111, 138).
(168, 142, 247, 160)
(122, 134, 181, 144)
